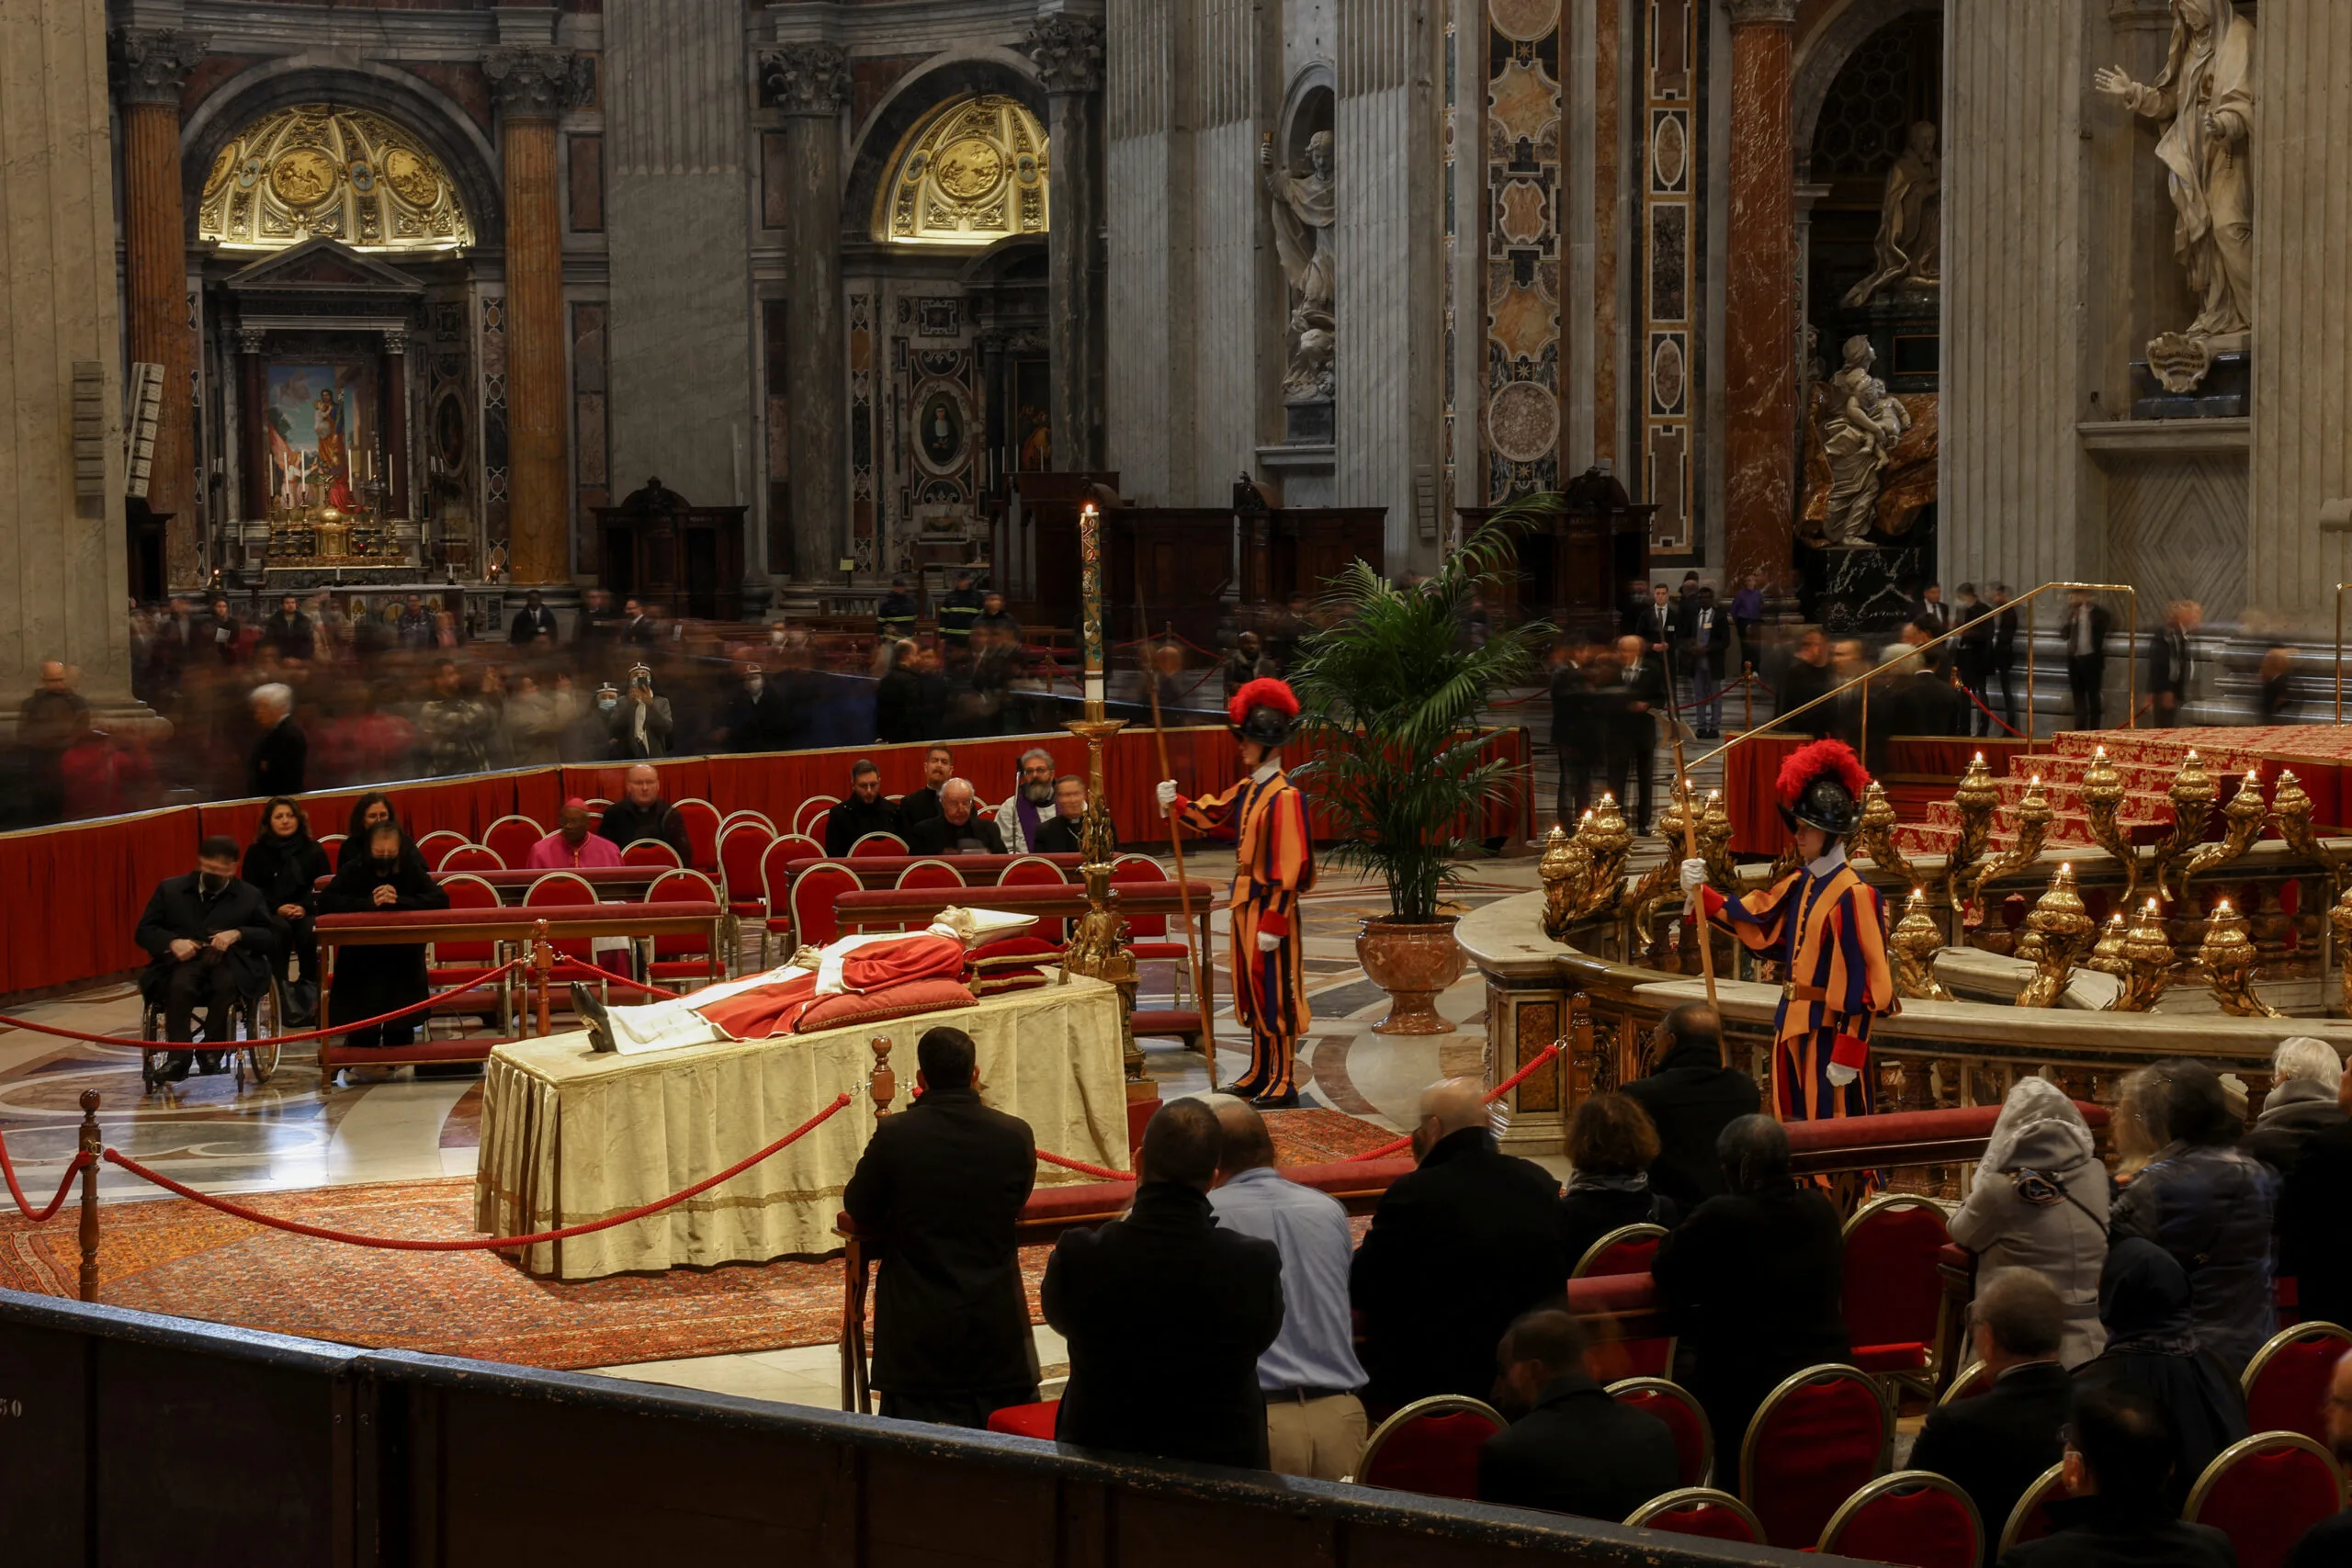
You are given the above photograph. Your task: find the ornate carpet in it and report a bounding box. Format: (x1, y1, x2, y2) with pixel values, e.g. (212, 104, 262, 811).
(0, 1107, 1396, 1371)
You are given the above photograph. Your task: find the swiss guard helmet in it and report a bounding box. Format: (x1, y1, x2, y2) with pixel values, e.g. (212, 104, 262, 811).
(1775, 739, 1871, 837)
(1227, 677, 1301, 749)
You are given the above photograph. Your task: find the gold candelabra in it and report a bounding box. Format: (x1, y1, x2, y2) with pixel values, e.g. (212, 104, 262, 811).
(1944, 752, 2003, 910)
(2079, 745, 2146, 909)
(2199, 898, 2282, 1018)
(2152, 750, 2218, 906)
(1890, 887, 1953, 1001)
(1699, 789, 1736, 887)
(1539, 820, 1594, 942)
(1578, 792, 1636, 918)
(2084, 912, 2129, 976)
(2015, 862, 2095, 1009)
(1854, 781, 1919, 886)
(1955, 773, 2053, 916)
(2331, 884, 2352, 1013)
(2105, 897, 2178, 1012)
(2179, 766, 2265, 890)
(1059, 715, 1141, 1077)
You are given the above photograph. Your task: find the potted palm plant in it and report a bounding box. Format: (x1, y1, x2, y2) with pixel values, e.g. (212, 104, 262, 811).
(1288, 515, 1546, 1033)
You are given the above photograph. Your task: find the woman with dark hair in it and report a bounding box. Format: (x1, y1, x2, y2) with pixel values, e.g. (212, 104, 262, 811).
(2073, 1237, 2248, 1511)
(317, 819, 448, 1053)
(2107, 1060, 2278, 1371)
(339, 791, 401, 867)
(1556, 1093, 1679, 1273)
(243, 796, 330, 1024)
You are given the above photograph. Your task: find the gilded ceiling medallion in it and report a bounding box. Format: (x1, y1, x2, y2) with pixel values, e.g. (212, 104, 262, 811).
(197, 103, 472, 254)
(876, 94, 1051, 246)
(933, 136, 1005, 201)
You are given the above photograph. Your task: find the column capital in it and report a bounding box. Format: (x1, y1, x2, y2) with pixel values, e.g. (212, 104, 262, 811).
(108, 26, 208, 107)
(757, 41, 853, 117)
(1723, 0, 1798, 26)
(483, 45, 589, 121)
(235, 327, 267, 355)
(1026, 13, 1105, 95)
(383, 326, 411, 357)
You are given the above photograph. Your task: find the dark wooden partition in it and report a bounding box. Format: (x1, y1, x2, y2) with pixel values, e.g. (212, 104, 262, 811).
(2, 1291, 1828, 1568)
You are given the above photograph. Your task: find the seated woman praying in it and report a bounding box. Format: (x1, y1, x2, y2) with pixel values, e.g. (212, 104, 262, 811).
(571, 906, 1037, 1055)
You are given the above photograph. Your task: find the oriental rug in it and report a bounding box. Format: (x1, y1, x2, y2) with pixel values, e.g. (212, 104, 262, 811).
(0, 1108, 1395, 1371)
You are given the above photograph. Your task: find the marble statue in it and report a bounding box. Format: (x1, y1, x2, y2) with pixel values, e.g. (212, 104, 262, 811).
(2095, 0, 2255, 352)
(1819, 336, 1911, 547)
(1261, 131, 1337, 402)
(1841, 121, 1942, 309)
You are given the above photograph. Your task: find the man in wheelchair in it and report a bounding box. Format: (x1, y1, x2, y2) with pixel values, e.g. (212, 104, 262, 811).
(135, 835, 281, 1081)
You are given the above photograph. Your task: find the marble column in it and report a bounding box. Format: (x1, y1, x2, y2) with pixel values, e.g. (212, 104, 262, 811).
(109, 27, 206, 589)
(1719, 0, 1797, 585)
(484, 46, 580, 588)
(1030, 13, 1107, 474)
(1, 0, 136, 716)
(761, 43, 851, 582)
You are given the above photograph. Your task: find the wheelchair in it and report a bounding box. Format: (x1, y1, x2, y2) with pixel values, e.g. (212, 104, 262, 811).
(139, 978, 286, 1093)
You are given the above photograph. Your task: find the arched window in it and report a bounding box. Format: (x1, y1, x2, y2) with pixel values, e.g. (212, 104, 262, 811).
(197, 104, 474, 254)
(874, 94, 1049, 247)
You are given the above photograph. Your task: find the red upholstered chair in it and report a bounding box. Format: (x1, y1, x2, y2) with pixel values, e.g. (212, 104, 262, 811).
(1609, 1377, 1713, 1489)
(1996, 1462, 2067, 1558)
(644, 869, 723, 988)
(760, 836, 805, 952)
(1110, 852, 1190, 1005)
(673, 797, 722, 871)
(773, 832, 825, 863)
(895, 859, 967, 893)
(718, 820, 777, 962)
(2184, 1433, 2348, 1568)
(427, 874, 511, 1031)
(1816, 1471, 1983, 1568)
(482, 814, 543, 871)
(440, 843, 504, 873)
(1623, 1488, 1764, 1543)
(1349, 1396, 1506, 1499)
(1842, 1194, 1953, 1400)
(1938, 1359, 1996, 1406)
(1574, 1223, 1667, 1280)
(414, 829, 470, 870)
(787, 863, 862, 953)
(985, 1400, 1060, 1440)
(998, 854, 1069, 887)
(318, 832, 345, 861)
(2243, 1321, 2352, 1446)
(617, 838, 680, 868)
(793, 795, 838, 840)
(718, 808, 776, 837)
(848, 831, 910, 858)
(522, 870, 601, 976)
(1739, 1363, 1891, 1549)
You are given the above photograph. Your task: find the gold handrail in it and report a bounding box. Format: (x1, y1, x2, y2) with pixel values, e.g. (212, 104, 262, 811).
(2335, 583, 2352, 722)
(1687, 581, 2141, 773)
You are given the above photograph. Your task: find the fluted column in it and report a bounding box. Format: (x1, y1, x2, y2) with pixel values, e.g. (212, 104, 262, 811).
(760, 44, 851, 581)
(110, 27, 206, 589)
(485, 46, 579, 587)
(1720, 0, 1797, 585)
(1030, 13, 1107, 474)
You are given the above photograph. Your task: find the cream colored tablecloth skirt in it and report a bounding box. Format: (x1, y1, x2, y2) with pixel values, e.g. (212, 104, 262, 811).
(473, 974, 1131, 1279)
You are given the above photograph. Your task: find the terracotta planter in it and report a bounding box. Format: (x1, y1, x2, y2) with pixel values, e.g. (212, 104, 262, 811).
(1355, 916, 1465, 1035)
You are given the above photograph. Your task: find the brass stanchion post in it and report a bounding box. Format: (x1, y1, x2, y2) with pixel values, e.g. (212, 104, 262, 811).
(76, 1089, 101, 1303)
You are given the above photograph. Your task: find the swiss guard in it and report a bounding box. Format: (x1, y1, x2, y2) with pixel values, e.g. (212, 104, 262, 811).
(1156, 678, 1317, 1109)
(1679, 739, 1896, 1122)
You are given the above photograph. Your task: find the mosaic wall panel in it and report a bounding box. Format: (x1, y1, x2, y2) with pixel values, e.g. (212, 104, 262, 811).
(571, 300, 608, 573)
(425, 299, 473, 555)
(1481, 1, 1564, 502)
(849, 290, 876, 572)
(1638, 0, 1702, 555)
(477, 291, 508, 539)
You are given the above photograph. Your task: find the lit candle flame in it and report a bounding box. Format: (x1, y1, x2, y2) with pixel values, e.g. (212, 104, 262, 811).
(2095, 745, 2109, 759)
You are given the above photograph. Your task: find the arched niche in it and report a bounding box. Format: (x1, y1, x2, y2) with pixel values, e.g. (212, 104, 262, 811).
(842, 54, 1047, 245)
(1792, 0, 1943, 181)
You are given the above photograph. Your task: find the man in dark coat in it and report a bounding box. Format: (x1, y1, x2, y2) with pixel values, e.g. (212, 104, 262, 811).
(1351, 1078, 1566, 1414)
(1910, 1269, 2075, 1565)
(1777, 629, 1836, 738)
(508, 589, 560, 646)
(842, 1026, 1038, 1427)
(1622, 1002, 1761, 1207)
(135, 835, 281, 1079)
(316, 821, 449, 1049)
(263, 594, 314, 662)
(1549, 644, 1600, 825)
(2275, 1090, 2352, 1332)
(245, 683, 307, 798)
(716, 662, 794, 753)
(594, 763, 695, 861)
(1999, 1385, 2234, 1568)
(2145, 601, 2199, 728)
(1031, 774, 1108, 856)
(899, 746, 956, 829)
(825, 760, 908, 855)
(2064, 592, 2115, 732)
(1605, 635, 1669, 835)
(1042, 1099, 1284, 1469)
(1652, 1115, 1849, 1454)
(1478, 1307, 1681, 1523)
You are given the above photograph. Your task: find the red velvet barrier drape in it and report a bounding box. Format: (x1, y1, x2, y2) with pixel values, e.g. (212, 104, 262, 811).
(0, 807, 199, 993)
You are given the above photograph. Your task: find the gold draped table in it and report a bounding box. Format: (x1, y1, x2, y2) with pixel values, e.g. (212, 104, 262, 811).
(473, 975, 1132, 1280)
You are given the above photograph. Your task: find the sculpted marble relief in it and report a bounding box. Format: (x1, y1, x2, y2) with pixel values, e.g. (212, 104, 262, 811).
(1262, 130, 1336, 402)
(1815, 337, 1914, 547)
(2095, 0, 2255, 380)
(1841, 121, 1941, 310)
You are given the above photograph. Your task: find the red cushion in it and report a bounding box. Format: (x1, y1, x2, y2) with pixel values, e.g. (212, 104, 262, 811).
(1746, 1375, 1886, 1548)
(793, 977, 977, 1034)
(1829, 1483, 1980, 1568)
(2246, 1333, 2350, 1443)
(1782, 1102, 2108, 1156)
(1360, 1409, 1502, 1499)
(1843, 1203, 1951, 1359)
(1851, 1343, 1930, 1373)
(967, 935, 1061, 995)
(1131, 1010, 1203, 1039)
(1019, 1182, 1136, 1225)
(1279, 1158, 1418, 1200)
(2192, 1444, 2346, 1568)
(1615, 1387, 1710, 1490)
(985, 1399, 1059, 1439)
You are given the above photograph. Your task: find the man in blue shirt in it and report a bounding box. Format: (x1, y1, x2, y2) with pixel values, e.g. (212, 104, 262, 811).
(1208, 1097, 1368, 1480)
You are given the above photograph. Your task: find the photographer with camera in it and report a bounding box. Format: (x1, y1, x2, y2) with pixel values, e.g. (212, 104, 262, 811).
(606, 661, 673, 759)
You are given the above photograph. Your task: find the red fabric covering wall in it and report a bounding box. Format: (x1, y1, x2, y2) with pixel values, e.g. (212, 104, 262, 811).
(2, 723, 1534, 998)
(1723, 737, 2032, 854)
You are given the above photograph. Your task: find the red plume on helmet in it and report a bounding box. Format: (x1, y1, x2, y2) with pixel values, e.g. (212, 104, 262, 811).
(1776, 739, 1871, 809)
(1227, 677, 1300, 730)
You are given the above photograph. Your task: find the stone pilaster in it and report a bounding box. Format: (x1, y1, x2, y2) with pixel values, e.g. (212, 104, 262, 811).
(109, 26, 206, 590)
(484, 44, 584, 587)
(1719, 0, 1796, 585)
(4, 0, 135, 716)
(759, 42, 851, 582)
(1029, 12, 1107, 474)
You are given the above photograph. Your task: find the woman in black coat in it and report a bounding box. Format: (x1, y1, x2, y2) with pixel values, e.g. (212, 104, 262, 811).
(1557, 1092, 1679, 1274)
(243, 796, 331, 1024)
(317, 820, 448, 1048)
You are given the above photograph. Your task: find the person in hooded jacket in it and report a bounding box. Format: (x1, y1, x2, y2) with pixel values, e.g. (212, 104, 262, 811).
(1949, 1076, 2109, 1368)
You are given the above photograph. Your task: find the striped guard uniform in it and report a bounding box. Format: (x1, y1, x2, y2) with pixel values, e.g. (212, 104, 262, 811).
(1176, 763, 1317, 1096)
(1699, 844, 1896, 1122)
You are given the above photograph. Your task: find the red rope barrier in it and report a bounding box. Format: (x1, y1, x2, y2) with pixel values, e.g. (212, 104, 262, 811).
(0, 955, 530, 1052)
(1953, 675, 2027, 738)
(1343, 1041, 1566, 1163)
(99, 1093, 854, 1251)
(0, 1129, 88, 1224)
(1035, 1149, 1136, 1182)
(557, 958, 683, 1000)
